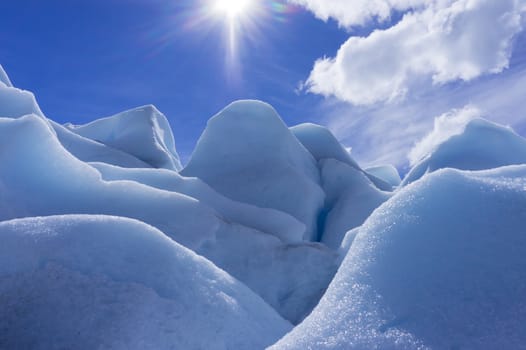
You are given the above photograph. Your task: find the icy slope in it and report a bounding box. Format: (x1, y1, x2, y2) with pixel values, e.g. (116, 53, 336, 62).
(365, 164, 401, 187)
(0, 215, 291, 350)
(182, 100, 325, 241)
(0, 73, 45, 120)
(0, 64, 13, 87)
(87, 165, 335, 324)
(291, 123, 392, 191)
(272, 166, 526, 349)
(290, 123, 361, 168)
(66, 105, 182, 171)
(0, 114, 218, 250)
(51, 120, 152, 168)
(319, 159, 391, 250)
(403, 118, 526, 185)
(90, 161, 305, 243)
(0, 114, 336, 324)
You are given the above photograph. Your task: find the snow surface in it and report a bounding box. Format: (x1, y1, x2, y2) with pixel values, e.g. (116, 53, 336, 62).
(290, 123, 361, 168)
(365, 164, 402, 187)
(182, 100, 325, 241)
(402, 118, 526, 185)
(0, 64, 13, 87)
(0, 215, 291, 349)
(291, 122, 393, 191)
(90, 161, 305, 243)
(51, 120, 152, 168)
(0, 113, 336, 324)
(0, 76, 45, 120)
(66, 105, 183, 171)
(273, 166, 526, 349)
(319, 159, 391, 250)
(3, 64, 526, 349)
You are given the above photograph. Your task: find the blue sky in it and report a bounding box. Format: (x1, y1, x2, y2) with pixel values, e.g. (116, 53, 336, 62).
(0, 0, 348, 161)
(1, 0, 525, 170)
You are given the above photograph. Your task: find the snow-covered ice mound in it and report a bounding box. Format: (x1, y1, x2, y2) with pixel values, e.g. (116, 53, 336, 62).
(403, 118, 526, 185)
(0, 64, 13, 87)
(273, 166, 526, 349)
(0, 114, 336, 324)
(0, 68, 45, 120)
(291, 123, 392, 191)
(66, 105, 182, 170)
(290, 123, 361, 169)
(0, 215, 291, 349)
(182, 100, 325, 241)
(51, 120, 152, 168)
(89, 165, 337, 324)
(365, 164, 401, 187)
(319, 159, 391, 250)
(90, 162, 305, 243)
(198, 223, 337, 324)
(0, 114, 218, 250)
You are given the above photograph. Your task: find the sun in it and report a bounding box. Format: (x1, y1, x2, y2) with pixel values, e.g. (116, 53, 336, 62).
(213, 0, 253, 19)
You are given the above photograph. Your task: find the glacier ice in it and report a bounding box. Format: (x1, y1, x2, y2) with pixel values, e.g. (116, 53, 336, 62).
(291, 122, 393, 191)
(90, 162, 305, 243)
(290, 122, 362, 169)
(66, 105, 183, 171)
(0, 215, 291, 349)
(272, 166, 526, 349)
(403, 118, 526, 185)
(0, 113, 336, 324)
(365, 164, 401, 187)
(319, 159, 391, 250)
(2, 63, 526, 349)
(0, 114, 219, 250)
(0, 64, 13, 87)
(0, 78, 45, 120)
(51, 120, 152, 168)
(182, 100, 325, 241)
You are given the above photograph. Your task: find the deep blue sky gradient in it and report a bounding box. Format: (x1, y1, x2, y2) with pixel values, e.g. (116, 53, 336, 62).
(0, 0, 352, 161)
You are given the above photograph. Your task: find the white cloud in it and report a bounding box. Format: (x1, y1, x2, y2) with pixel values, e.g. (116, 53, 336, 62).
(287, 0, 427, 27)
(408, 105, 481, 165)
(296, 0, 525, 105)
(315, 58, 526, 171)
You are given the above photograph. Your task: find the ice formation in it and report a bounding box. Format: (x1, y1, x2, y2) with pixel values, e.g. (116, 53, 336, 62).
(0, 113, 336, 324)
(2, 64, 526, 349)
(319, 159, 391, 250)
(0, 64, 13, 87)
(403, 118, 526, 185)
(0, 215, 291, 349)
(272, 166, 526, 349)
(66, 105, 183, 170)
(182, 101, 325, 241)
(365, 164, 402, 187)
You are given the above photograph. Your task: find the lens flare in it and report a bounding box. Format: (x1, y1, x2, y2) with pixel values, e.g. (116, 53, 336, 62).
(214, 0, 253, 19)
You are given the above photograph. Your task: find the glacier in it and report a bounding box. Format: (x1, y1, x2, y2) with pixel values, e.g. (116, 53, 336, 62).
(2, 64, 526, 349)
(272, 166, 526, 349)
(0, 215, 291, 349)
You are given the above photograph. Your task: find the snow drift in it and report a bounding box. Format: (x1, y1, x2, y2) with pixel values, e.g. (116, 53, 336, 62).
(319, 159, 391, 250)
(0, 114, 219, 250)
(365, 164, 401, 187)
(403, 118, 526, 185)
(3, 63, 526, 349)
(182, 100, 325, 241)
(273, 166, 526, 349)
(0, 64, 13, 87)
(0, 215, 291, 349)
(0, 75, 45, 120)
(66, 105, 183, 171)
(0, 113, 336, 324)
(291, 123, 393, 191)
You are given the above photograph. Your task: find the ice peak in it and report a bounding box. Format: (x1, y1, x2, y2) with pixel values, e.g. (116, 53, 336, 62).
(0, 64, 13, 87)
